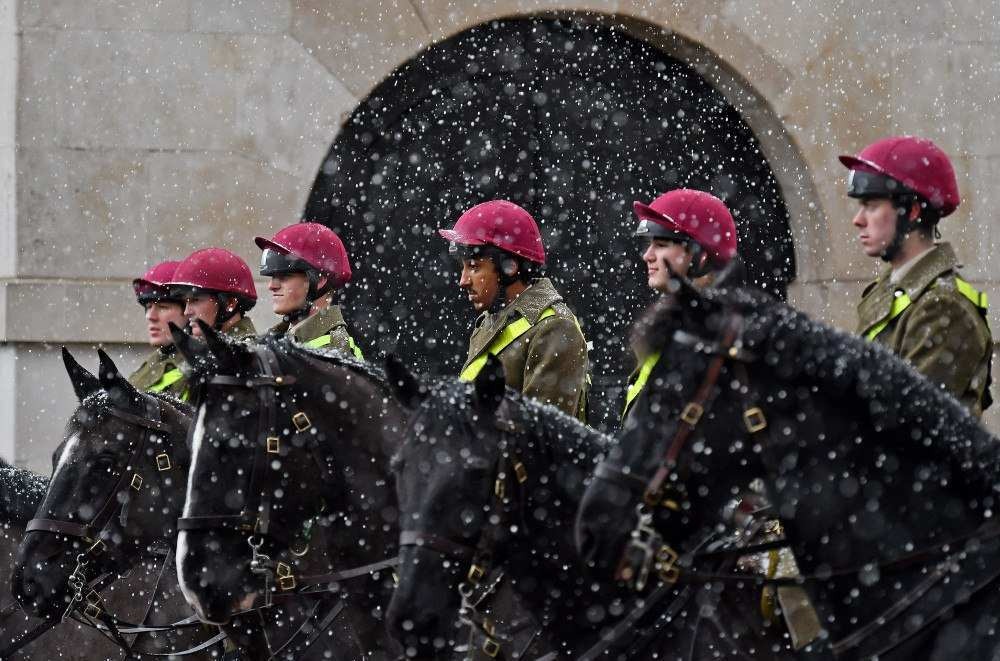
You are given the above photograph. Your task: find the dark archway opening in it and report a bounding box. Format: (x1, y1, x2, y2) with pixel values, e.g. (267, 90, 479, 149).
(305, 15, 796, 428)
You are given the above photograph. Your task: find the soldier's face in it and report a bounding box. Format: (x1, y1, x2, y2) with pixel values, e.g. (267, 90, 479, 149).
(459, 257, 500, 312)
(268, 272, 312, 316)
(183, 295, 234, 338)
(852, 198, 898, 258)
(643, 239, 693, 292)
(144, 301, 186, 347)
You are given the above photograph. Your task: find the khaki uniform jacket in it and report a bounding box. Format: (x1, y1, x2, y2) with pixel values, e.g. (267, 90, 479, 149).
(857, 242, 993, 416)
(462, 278, 589, 420)
(128, 347, 188, 397)
(227, 316, 258, 342)
(268, 305, 360, 356)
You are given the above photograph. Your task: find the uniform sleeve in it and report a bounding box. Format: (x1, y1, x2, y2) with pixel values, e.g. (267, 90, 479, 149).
(521, 316, 588, 417)
(898, 290, 989, 405)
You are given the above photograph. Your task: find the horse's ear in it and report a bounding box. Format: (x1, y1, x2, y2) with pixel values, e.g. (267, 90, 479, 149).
(198, 319, 233, 362)
(473, 355, 506, 414)
(97, 348, 142, 408)
(62, 347, 100, 401)
(712, 257, 747, 290)
(384, 354, 425, 409)
(170, 322, 205, 364)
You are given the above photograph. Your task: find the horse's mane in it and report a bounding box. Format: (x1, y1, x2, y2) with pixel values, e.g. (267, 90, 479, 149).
(68, 388, 193, 436)
(407, 376, 611, 470)
(636, 287, 1000, 493)
(0, 456, 48, 526)
(266, 336, 392, 394)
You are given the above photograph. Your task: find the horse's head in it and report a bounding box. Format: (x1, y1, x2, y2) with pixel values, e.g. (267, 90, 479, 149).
(575, 279, 771, 581)
(175, 320, 396, 625)
(384, 354, 607, 656)
(14, 348, 192, 620)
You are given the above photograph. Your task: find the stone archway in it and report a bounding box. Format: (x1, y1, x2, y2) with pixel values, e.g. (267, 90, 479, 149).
(304, 15, 797, 427)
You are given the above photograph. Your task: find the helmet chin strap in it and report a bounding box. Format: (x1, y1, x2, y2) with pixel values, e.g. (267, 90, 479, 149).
(212, 294, 239, 330)
(879, 200, 915, 263)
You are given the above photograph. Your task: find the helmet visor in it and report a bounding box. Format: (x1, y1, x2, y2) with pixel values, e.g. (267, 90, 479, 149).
(260, 248, 313, 276)
(633, 219, 692, 243)
(847, 170, 910, 199)
(134, 281, 181, 306)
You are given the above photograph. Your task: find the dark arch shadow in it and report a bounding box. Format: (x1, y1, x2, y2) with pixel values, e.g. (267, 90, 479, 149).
(304, 15, 796, 428)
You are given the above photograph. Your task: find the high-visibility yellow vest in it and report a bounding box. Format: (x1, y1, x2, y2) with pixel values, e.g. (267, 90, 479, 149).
(304, 333, 365, 360)
(148, 368, 189, 402)
(865, 276, 988, 341)
(459, 308, 559, 382)
(621, 351, 661, 419)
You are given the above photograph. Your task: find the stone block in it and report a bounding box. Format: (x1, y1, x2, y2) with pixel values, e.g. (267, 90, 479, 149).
(19, 30, 356, 166)
(19, 0, 190, 31)
(290, 0, 430, 97)
(889, 43, 1000, 157)
(191, 0, 291, 34)
(788, 279, 865, 331)
(16, 148, 303, 279)
(1, 280, 146, 343)
(962, 155, 1000, 281)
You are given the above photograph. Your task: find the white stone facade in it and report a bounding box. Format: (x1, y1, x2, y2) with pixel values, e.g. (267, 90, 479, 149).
(2, 0, 998, 471)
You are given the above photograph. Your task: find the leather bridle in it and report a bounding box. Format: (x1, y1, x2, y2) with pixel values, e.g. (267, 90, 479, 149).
(397, 399, 534, 659)
(176, 345, 399, 614)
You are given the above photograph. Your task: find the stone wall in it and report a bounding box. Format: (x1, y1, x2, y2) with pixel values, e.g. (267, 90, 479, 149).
(2, 0, 999, 472)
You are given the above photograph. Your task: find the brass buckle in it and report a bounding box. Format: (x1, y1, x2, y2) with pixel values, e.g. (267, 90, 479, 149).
(292, 412, 311, 432)
(680, 402, 704, 426)
(276, 562, 296, 591)
(130, 474, 143, 491)
(743, 407, 767, 433)
(84, 602, 102, 619)
(483, 618, 496, 636)
(86, 590, 101, 606)
(467, 564, 485, 583)
(656, 545, 680, 584)
(266, 437, 280, 454)
(513, 461, 528, 483)
(155, 453, 171, 471)
(494, 477, 505, 499)
(482, 638, 501, 657)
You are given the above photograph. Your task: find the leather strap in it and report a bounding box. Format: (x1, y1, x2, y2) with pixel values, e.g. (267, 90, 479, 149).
(399, 530, 477, 562)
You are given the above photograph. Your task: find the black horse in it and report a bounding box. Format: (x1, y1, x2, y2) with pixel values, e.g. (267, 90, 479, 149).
(384, 353, 803, 660)
(383, 355, 619, 658)
(577, 282, 1000, 660)
(11, 348, 227, 658)
(173, 321, 403, 659)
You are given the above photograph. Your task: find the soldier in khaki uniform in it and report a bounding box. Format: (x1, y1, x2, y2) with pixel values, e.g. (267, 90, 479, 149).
(842, 136, 992, 416)
(128, 260, 191, 399)
(167, 247, 258, 342)
(622, 189, 740, 421)
(439, 199, 589, 421)
(255, 222, 364, 358)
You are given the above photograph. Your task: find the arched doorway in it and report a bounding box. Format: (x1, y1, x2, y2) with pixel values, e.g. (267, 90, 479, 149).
(304, 15, 796, 428)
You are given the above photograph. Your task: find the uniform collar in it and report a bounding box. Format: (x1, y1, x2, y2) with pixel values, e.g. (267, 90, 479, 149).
(889, 244, 936, 285)
(466, 278, 564, 364)
(894, 242, 959, 297)
(287, 305, 346, 342)
(225, 316, 258, 341)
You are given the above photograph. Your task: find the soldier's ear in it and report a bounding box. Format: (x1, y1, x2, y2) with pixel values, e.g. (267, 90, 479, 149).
(384, 354, 425, 409)
(473, 355, 506, 415)
(62, 347, 100, 401)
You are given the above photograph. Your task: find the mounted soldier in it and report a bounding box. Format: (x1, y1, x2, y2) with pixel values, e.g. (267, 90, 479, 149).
(843, 136, 993, 416)
(255, 222, 364, 359)
(621, 188, 739, 421)
(167, 247, 258, 341)
(127, 260, 190, 399)
(439, 199, 589, 421)
(622, 188, 822, 648)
